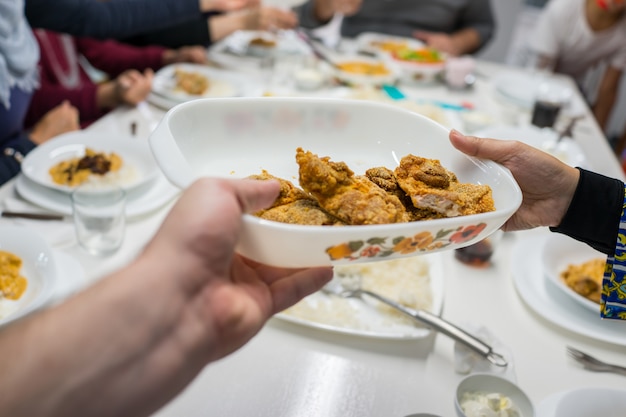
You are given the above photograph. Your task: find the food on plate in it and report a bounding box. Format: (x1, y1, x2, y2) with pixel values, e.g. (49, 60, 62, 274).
(370, 39, 409, 53)
(560, 257, 605, 303)
(252, 149, 495, 225)
(282, 256, 434, 330)
(391, 47, 445, 64)
(296, 148, 408, 225)
(248, 36, 277, 48)
(49, 148, 123, 187)
(0, 251, 27, 301)
(174, 68, 210, 95)
(250, 170, 344, 226)
(336, 60, 391, 76)
(459, 391, 522, 417)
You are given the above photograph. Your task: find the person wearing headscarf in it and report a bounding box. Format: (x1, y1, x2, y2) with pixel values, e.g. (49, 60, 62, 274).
(0, 0, 79, 186)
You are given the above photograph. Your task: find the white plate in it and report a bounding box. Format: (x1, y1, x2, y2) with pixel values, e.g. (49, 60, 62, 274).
(150, 98, 522, 268)
(152, 63, 262, 102)
(0, 225, 57, 326)
(209, 30, 308, 65)
(537, 387, 626, 417)
(511, 233, 626, 346)
(21, 131, 160, 194)
(475, 125, 588, 169)
(492, 72, 573, 108)
(275, 253, 444, 339)
(15, 173, 180, 220)
(541, 233, 604, 313)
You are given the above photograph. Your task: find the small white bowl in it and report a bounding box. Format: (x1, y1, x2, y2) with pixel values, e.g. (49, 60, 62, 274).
(149, 97, 522, 268)
(382, 48, 446, 84)
(0, 225, 57, 326)
(541, 233, 604, 313)
(455, 373, 535, 417)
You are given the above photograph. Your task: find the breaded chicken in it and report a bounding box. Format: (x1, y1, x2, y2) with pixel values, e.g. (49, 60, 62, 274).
(248, 170, 313, 209)
(296, 148, 409, 225)
(394, 154, 494, 217)
(257, 199, 345, 226)
(365, 166, 443, 221)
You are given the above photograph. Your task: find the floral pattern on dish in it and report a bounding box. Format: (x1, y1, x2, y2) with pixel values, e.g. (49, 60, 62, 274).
(326, 222, 487, 261)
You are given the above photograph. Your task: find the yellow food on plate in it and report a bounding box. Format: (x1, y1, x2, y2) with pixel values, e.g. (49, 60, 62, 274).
(370, 39, 409, 53)
(49, 148, 123, 187)
(336, 61, 391, 76)
(175, 68, 210, 95)
(0, 251, 27, 300)
(560, 258, 605, 303)
(249, 37, 276, 48)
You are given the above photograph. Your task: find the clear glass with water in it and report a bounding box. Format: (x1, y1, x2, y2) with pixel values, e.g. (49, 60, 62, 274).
(71, 185, 126, 256)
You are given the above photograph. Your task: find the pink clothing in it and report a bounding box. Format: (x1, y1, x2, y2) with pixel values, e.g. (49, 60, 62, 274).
(26, 30, 166, 128)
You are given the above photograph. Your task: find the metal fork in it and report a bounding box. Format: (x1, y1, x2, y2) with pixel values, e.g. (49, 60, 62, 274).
(566, 346, 626, 377)
(322, 277, 508, 367)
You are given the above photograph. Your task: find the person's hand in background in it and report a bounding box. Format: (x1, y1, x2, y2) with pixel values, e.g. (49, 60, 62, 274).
(413, 27, 482, 56)
(28, 100, 80, 145)
(247, 6, 298, 31)
(163, 46, 209, 65)
(97, 69, 153, 110)
(200, 0, 260, 12)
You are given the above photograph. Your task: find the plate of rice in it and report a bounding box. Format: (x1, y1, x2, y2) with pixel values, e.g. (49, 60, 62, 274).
(276, 254, 444, 339)
(21, 131, 160, 195)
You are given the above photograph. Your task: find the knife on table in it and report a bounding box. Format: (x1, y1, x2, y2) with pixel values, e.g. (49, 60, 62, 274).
(1, 211, 65, 221)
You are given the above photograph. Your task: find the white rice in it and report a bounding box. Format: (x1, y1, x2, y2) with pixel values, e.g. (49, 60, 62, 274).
(81, 164, 140, 190)
(282, 256, 433, 331)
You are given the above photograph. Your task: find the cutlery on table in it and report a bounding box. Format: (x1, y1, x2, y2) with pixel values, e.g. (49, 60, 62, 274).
(1, 211, 65, 221)
(294, 28, 340, 70)
(322, 276, 508, 367)
(567, 346, 626, 376)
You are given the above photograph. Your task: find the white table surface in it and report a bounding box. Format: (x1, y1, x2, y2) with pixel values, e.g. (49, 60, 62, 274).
(2, 50, 625, 417)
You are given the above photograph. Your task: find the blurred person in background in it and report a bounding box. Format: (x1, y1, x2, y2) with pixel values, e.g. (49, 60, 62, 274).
(25, 30, 208, 128)
(123, 6, 299, 49)
(525, 0, 626, 153)
(294, 0, 496, 55)
(1, 0, 255, 186)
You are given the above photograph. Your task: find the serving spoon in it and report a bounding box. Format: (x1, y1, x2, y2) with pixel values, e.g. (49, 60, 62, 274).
(322, 275, 508, 367)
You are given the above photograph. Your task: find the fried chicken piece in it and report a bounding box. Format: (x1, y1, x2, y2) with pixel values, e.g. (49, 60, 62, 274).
(248, 170, 313, 210)
(365, 166, 443, 221)
(395, 154, 494, 217)
(296, 148, 409, 225)
(258, 199, 345, 226)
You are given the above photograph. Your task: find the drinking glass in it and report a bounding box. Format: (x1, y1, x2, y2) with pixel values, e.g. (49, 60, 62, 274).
(71, 185, 126, 256)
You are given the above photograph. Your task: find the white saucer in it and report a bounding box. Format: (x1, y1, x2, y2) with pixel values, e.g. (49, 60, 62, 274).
(537, 387, 626, 417)
(15, 173, 179, 220)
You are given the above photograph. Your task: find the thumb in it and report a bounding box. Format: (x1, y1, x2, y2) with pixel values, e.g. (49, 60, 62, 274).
(449, 129, 510, 163)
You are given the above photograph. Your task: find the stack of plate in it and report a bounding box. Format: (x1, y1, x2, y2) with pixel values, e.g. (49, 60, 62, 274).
(148, 62, 263, 110)
(17, 131, 180, 219)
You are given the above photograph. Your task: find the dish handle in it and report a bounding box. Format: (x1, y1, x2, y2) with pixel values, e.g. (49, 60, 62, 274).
(148, 113, 195, 190)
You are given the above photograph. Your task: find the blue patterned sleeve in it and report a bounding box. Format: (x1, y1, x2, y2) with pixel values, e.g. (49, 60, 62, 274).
(601, 185, 626, 319)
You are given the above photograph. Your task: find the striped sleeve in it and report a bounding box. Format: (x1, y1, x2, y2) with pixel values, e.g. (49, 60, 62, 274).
(601, 185, 626, 319)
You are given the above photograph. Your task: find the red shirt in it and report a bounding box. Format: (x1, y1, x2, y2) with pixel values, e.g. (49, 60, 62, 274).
(26, 30, 166, 128)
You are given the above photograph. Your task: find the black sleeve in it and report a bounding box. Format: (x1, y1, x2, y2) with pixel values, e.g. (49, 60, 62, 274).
(0, 136, 37, 187)
(122, 16, 213, 48)
(25, 0, 201, 40)
(550, 168, 624, 255)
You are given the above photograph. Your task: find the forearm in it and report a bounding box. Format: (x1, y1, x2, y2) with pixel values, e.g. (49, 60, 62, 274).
(550, 168, 624, 255)
(0, 256, 200, 417)
(593, 91, 616, 131)
(312, 0, 335, 23)
(209, 12, 246, 42)
(449, 28, 482, 56)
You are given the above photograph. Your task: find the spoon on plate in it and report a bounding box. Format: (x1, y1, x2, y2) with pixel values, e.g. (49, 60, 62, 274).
(322, 274, 508, 367)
